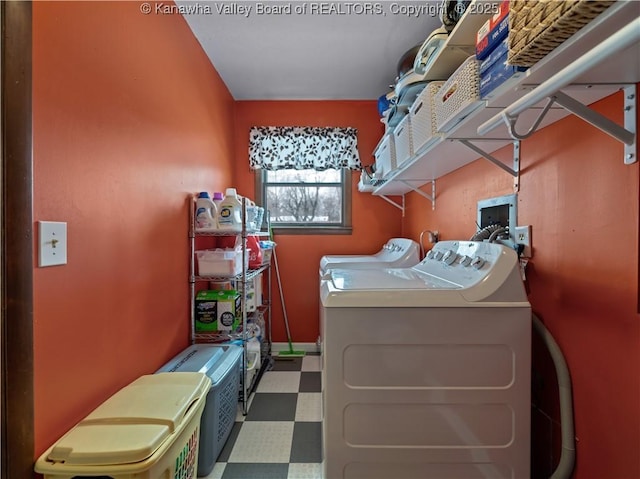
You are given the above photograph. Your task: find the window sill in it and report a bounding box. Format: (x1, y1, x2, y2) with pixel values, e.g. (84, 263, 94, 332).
(269, 226, 353, 236)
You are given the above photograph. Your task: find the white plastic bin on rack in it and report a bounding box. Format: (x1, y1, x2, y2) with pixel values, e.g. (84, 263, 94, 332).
(237, 273, 263, 313)
(196, 248, 248, 277)
(245, 339, 261, 393)
(259, 240, 276, 266)
(392, 115, 413, 168)
(34, 372, 210, 479)
(435, 55, 481, 133)
(373, 133, 396, 179)
(157, 344, 242, 477)
(409, 81, 444, 153)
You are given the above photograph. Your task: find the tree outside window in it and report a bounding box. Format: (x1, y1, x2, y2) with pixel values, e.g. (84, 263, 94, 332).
(250, 126, 360, 234)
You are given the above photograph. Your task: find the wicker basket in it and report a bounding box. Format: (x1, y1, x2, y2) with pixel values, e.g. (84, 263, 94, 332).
(434, 56, 481, 133)
(409, 81, 443, 154)
(508, 0, 615, 67)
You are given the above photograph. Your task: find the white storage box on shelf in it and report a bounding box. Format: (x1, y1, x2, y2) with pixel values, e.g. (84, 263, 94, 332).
(373, 133, 396, 179)
(434, 55, 481, 133)
(157, 344, 243, 477)
(196, 248, 247, 277)
(236, 273, 263, 312)
(34, 372, 210, 479)
(392, 115, 413, 168)
(261, 247, 274, 265)
(245, 340, 261, 393)
(409, 81, 444, 153)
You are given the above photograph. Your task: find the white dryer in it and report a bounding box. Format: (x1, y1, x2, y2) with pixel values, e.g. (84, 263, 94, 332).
(320, 240, 531, 479)
(319, 238, 419, 276)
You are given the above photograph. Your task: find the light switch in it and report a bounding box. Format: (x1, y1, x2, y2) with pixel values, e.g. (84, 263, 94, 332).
(38, 221, 67, 267)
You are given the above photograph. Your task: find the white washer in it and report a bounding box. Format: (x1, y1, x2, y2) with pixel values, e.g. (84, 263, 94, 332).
(319, 238, 419, 276)
(320, 240, 531, 479)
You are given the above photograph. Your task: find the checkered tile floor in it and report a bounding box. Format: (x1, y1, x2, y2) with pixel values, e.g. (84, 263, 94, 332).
(203, 354, 323, 479)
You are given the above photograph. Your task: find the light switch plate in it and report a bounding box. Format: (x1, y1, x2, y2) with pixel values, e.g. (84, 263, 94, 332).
(38, 221, 67, 267)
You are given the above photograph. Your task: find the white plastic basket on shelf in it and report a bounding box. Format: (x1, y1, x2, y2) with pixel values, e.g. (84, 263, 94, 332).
(409, 81, 444, 153)
(357, 171, 374, 192)
(393, 115, 413, 168)
(373, 134, 396, 179)
(435, 56, 481, 133)
(196, 248, 247, 277)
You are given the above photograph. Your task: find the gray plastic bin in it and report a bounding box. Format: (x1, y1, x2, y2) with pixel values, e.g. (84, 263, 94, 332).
(157, 344, 242, 476)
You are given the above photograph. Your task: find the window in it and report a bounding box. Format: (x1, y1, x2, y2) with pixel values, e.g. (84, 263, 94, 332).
(256, 168, 352, 233)
(249, 126, 361, 234)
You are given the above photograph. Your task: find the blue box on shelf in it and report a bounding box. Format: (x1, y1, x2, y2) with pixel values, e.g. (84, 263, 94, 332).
(480, 52, 528, 98)
(479, 38, 509, 75)
(476, 0, 509, 61)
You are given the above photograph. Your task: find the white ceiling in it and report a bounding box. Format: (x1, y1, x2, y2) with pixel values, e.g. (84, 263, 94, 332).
(178, 1, 443, 100)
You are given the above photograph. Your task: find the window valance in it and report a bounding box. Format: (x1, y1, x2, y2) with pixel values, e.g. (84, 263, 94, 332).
(249, 126, 362, 171)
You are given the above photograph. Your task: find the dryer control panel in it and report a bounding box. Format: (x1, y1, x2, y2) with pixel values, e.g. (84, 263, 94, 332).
(417, 241, 516, 288)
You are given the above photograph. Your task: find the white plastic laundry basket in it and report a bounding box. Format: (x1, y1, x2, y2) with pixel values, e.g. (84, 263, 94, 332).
(34, 372, 210, 479)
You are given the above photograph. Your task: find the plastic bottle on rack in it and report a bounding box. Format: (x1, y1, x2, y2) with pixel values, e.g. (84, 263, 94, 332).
(244, 197, 257, 231)
(195, 192, 217, 230)
(217, 188, 243, 231)
(212, 191, 224, 216)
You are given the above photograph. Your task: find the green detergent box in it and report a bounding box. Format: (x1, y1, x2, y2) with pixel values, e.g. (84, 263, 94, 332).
(195, 290, 241, 333)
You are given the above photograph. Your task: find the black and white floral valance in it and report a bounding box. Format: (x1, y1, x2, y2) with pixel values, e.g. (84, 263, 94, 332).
(249, 126, 362, 171)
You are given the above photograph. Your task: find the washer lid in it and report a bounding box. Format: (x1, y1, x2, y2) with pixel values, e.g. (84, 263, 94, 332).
(320, 238, 419, 272)
(45, 372, 210, 466)
(328, 267, 459, 291)
(321, 241, 529, 307)
(321, 254, 382, 271)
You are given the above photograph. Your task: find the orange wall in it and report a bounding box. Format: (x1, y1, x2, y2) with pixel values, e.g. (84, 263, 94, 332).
(31, 3, 639, 475)
(403, 90, 640, 478)
(32, 1, 235, 456)
(234, 101, 403, 343)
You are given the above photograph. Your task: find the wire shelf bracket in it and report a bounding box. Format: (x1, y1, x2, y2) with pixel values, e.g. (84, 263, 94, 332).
(553, 86, 635, 165)
(399, 180, 436, 211)
(374, 181, 436, 214)
(478, 18, 639, 165)
(457, 140, 520, 191)
(495, 87, 636, 165)
(378, 193, 406, 216)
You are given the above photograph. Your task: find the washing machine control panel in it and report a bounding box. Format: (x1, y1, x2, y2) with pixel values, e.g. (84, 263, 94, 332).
(417, 241, 515, 286)
(460, 255, 473, 267)
(383, 238, 417, 254)
(442, 250, 458, 265)
(377, 238, 420, 263)
(384, 242, 403, 252)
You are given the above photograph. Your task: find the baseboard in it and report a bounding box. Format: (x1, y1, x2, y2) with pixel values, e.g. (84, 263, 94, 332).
(271, 342, 320, 354)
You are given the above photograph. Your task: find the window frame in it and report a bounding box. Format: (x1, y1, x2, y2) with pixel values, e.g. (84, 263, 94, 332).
(255, 168, 353, 235)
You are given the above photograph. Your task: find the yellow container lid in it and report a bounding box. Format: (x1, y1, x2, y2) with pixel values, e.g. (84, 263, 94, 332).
(43, 372, 210, 467)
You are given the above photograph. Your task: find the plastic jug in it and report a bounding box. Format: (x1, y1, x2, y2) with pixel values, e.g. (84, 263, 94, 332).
(212, 192, 224, 215)
(195, 192, 217, 230)
(217, 188, 243, 231)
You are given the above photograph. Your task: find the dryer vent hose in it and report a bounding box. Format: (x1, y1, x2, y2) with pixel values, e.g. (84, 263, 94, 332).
(470, 224, 507, 242)
(532, 313, 576, 479)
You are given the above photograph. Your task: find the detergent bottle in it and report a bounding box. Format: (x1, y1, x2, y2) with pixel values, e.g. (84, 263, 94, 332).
(195, 192, 217, 231)
(212, 191, 224, 215)
(217, 188, 243, 231)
